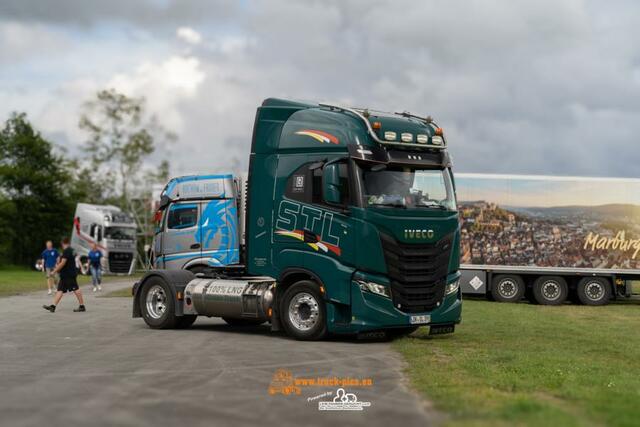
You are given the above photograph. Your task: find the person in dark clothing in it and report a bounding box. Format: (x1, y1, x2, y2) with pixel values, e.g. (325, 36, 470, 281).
(42, 237, 86, 313)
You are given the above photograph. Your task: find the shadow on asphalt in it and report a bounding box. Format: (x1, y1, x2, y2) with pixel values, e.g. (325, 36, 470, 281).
(173, 322, 396, 344)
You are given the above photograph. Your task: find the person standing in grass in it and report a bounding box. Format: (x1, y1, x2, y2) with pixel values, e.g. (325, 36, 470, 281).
(42, 237, 86, 313)
(88, 243, 103, 292)
(40, 240, 59, 295)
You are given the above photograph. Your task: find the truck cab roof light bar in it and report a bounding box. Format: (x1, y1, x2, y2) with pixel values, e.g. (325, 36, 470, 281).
(319, 103, 446, 150)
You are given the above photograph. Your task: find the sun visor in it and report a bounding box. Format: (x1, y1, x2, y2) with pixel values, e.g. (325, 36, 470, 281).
(348, 145, 450, 168)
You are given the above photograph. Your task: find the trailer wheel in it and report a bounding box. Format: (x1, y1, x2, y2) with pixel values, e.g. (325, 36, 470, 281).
(176, 315, 197, 329)
(222, 317, 265, 327)
(491, 275, 525, 302)
(533, 276, 568, 305)
(280, 280, 327, 341)
(576, 277, 611, 306)
(139, 277, 178, 329)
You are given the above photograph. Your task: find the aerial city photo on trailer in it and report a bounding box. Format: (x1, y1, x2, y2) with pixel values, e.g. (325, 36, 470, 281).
(456, 174, 640, 271)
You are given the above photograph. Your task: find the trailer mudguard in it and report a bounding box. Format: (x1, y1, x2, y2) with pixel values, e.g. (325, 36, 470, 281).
(132, 270, 196, 318)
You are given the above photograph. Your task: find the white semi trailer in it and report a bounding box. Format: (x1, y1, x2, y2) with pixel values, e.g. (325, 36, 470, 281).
(70, 203, 137, 274)
(456, 174, 640, 305)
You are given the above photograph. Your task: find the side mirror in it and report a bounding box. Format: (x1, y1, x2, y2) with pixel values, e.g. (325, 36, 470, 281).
(159, 195, 171, 210)
(323, 163, 341, 205)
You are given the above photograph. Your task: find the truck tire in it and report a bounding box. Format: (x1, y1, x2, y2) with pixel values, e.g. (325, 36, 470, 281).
(139, 277, 178, 329)
(491, 275, 525, 303)
(176, 315, 197, 329)
(280, 280, 327, 341)
(576, 277, 611, 306)
(222, 317, 265, 327)
(533, 276, 568, 305)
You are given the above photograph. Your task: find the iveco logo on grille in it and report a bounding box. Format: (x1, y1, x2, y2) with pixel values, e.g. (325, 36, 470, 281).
(404, 229, 435, 239)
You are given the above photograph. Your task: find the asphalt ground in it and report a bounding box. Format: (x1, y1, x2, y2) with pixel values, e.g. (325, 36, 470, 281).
(0, 279, 437, 427)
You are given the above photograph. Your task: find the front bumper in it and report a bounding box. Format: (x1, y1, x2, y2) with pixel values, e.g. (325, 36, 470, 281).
(327, 270, 462, 334)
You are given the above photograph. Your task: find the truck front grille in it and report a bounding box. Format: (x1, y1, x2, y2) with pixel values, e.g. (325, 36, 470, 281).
(108, 252, 133, 273)
(380, 232, 452, 313)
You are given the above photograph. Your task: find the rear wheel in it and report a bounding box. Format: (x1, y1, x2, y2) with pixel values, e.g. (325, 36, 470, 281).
(576, 277, 611, 306)
(491, 274, 525, 303)
(533, 276, 568, 305)
(280, 280, 327, 341)
(140, 277, 177, 329)
(188, 265, 207, 275)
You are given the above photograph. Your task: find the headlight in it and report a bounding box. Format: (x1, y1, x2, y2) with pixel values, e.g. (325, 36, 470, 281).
(445, 279, 460, 296)
(358, 280, 391, 298)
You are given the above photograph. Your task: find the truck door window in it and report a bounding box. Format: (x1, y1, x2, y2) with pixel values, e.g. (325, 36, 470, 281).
(285, 161, 350, 207)
(167, 204, 198, 230)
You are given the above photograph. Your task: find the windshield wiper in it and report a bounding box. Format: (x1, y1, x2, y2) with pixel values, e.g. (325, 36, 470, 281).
(414, 203, 448, 210)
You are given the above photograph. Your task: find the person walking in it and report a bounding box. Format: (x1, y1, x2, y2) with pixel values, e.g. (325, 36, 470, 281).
(42, 237, 86, 313)
(40, 240, 59, 295)
(88, 243, 103, 292)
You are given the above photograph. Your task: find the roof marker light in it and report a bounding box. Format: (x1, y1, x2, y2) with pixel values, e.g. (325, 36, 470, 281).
(401, 133, 413, 142)
(384, 131, 397, 141)
(372, 121, 382, 129)
(416, 134, 429, 144)
(435, 127, 444, 136)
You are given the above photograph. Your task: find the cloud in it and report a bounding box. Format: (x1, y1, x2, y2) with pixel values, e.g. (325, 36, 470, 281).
(1, 0, 640, 180)
(176, 26, 201, 45)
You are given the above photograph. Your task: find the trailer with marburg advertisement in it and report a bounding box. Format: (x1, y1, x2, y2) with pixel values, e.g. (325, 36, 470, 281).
(457, 173, 640, 305)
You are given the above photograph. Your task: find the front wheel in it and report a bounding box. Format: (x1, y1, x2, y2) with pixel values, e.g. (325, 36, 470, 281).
(280, 280, 327, 341)
(139, 277, 178, 329)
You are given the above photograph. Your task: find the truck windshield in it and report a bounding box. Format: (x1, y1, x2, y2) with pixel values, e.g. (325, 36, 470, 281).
(360, 166, 456, 210)
(104, 227, 136, 240)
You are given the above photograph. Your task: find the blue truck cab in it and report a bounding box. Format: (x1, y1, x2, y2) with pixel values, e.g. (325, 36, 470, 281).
(152, 174, 241, 273)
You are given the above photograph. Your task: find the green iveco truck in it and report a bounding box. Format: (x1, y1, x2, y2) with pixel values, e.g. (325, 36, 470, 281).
(133, 98, 462, 340)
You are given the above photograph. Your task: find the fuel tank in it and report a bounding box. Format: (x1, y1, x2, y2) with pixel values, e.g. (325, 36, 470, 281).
(183, 277, 275, 321)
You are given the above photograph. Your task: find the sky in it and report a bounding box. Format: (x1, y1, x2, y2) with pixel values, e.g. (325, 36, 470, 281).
(1, 0, 640, 180)
(456, 174, 640, 207)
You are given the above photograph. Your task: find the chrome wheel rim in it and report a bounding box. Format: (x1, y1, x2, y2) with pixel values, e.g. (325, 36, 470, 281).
(498, 279, 517, 298)
(288, 292, 320, 332)
(145, 285, 167, 319)
(541, 281, 561, 301)
(585, 282, 605, 301)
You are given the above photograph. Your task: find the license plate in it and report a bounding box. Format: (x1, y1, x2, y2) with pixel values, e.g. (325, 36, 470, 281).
(410, 315, 430, 325)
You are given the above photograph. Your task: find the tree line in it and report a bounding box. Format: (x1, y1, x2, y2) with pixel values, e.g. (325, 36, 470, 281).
(0, 89, 172, 267)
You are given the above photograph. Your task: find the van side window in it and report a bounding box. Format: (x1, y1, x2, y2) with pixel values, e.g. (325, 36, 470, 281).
(167, 204, 198, 229)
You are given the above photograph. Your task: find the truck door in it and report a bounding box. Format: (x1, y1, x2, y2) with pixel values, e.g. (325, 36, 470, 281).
(274, 156, 355, 304)
(198, 198, 240, 267)
(160, 202, 200, 269)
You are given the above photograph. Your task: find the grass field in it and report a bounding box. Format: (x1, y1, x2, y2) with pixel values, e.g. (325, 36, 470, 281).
(0, 266, 137, 297)
(395, 298, 640, 427)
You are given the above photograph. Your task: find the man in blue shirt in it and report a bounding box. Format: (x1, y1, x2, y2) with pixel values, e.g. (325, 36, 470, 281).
(40, 240, 59, 295)
(88, 243, 103, 292)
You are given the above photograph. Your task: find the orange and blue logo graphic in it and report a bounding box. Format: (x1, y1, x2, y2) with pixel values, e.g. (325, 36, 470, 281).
(295, 129, 339, 145)
(275, 229, 341, 256)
